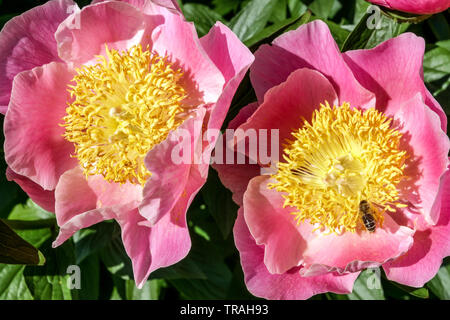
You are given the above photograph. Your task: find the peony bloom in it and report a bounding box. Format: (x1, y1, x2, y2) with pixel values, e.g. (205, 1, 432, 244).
(367, 0, 450, 15)
(214, 20, 450, 299)
(1, 0, 253, 287)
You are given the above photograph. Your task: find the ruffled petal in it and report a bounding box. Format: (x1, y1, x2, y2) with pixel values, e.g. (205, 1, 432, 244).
(53, 166, 142, 245)
(383, 166, 450, 287)
(4, 62, 78, 190)
(251, 20, 375, 108)
(234, 208, 360, 300)
(343, 33, 447, 132)
(0, 0, 75, 113)
(394, 94, 450, 225)
(55, 0, 151, 66)
(212, 103, 261, 207)
(6, 167, 55, 213)
(243, 176, 307, 274)
(237, 68, 338, 163)
(200, 22, 254, 131)
(368, 0, 450, 14)
(117, 205, 191, 288)
(149, 10, 225, 104)
(138, 107, 205, 225)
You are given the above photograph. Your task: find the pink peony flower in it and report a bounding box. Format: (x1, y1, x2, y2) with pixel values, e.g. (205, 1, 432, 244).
(367, 0, 450, 15)
(1, 0, 253, 287)
(214, 20, 450, 299)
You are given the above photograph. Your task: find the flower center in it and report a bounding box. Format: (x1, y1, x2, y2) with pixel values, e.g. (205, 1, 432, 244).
(63, 45, 188, 185)
(269, 102, 407, 233)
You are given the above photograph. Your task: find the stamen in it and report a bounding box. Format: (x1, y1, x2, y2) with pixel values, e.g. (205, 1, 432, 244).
(62, 45, 188, 185)
(269, 102, 407, 233)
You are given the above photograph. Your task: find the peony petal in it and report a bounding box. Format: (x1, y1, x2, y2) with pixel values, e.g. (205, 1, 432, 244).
(234, 207, 360, 300)
(4, 62, 78, 191)
(243, 176, 308, 274)
(150, 11, 225, 104)
(237, 68, 338, 163)
(55, 1, 152, 66)
(394, 94, 450, 225)
(54, 166, 142, 227)
(138, 107, 205, 225)
(343, 33, 447, 132)
(53, 166, 142, 246)
(367, 0, 450, 14)
(6, 167, 55, 213)
(91, 0, 182, 13)
(383, 166, 450, 287)
(0, 0, 75, 113)
(212, 103, 261, 207)
(300, 213, 415, 275)
(200, 22, 254, 131)
(117, 206, 191, 288)
(251, 20, 375, 108)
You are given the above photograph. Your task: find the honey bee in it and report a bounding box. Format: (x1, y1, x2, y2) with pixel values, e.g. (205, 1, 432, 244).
(359, 200, 376, 232)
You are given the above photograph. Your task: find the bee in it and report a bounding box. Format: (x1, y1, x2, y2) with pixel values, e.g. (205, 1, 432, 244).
(359, 200, 376, 232)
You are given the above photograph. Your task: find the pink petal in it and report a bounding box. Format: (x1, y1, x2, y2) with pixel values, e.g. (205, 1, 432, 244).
(138, 108, 205, 225)
(149, 11, 225, 104)
(200, 22, 254, 131)
(237, 68, 338, 163)
(300, 213, 415, 275)
(0, 0, 75, 113)
(243, 175, 415, 276)
(368, 0, 450, 14)
(383, 166, 450, 287)
(117, 206, 191, 288)
(243, 176, 307, 274)
(91, 0, 182, 13)
(4, 62, 78, 191)
(6, 167, 55, 213)
(55, 1, 151, 66)
(343, 33, 447, 132)
(54, 166, 142, 228)
(251, 20, 375, 108)
(234, 207, 360, 300)
(212, 103, 261, 207)
(394, 94, 450, 225)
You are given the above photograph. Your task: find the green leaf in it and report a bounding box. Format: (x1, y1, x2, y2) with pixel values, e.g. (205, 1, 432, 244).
(73, 220, 119, 264)
(244, 7, 309, 48)
(0, 265, 33, 300)
(167, 216, 233, 299)
(427, 258, 450, 300)
(212, 0, 240, 16)
(269, 0, 287, 24)
(23, 238, 76, 300)
(125, 279, 166, 300)
(182, 3, 226, 37)
(201, 167, 238, 239)
(229, 0, 278, 42)
(348, 268, 385, 300)
(288, 0, 307, 17)
(365, 14, 410, 49)
(427, 13, 450, 41)
(150, 254, 206, 280)
(391, 282, 429, 299)
(342, 12, 376, 51)
(0, 219, 45, 265)
(423, 44, 450, 83)
(309, 0, 336, 19)
(76, 253, 100, 300)
(99, 232, 133, 280)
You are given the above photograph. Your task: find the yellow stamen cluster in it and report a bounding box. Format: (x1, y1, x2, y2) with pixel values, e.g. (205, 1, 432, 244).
(270, 102, 407, 233)
(63, 45, 187, 185)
